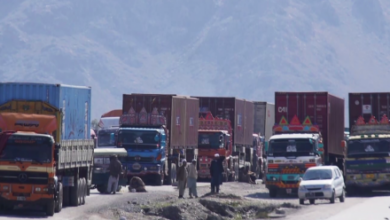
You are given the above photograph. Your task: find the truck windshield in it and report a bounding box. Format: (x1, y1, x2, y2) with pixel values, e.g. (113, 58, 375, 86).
(268, 138, 315, 157)
(347, 138, 390, 158)
(118, 130, 160, 149)
(198, 133, 223, 149)
(97, 130, 117, 147)
(0, 142, 52, 163)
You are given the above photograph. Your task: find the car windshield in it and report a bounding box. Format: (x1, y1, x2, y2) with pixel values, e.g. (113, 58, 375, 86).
(268, 138, 315, 157)
(0, 136, 52, 163)
(303, 169, 333, 181)
(198, 133, 222, 149)
(347, 138, 390, 158)
(118, 130, 160, 149)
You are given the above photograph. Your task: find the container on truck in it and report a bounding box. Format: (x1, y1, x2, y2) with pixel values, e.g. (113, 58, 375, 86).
(266, 92, 344, 197)
(0, 83, 94, 216)
(118, 94, 199, 185)
(96, 109, 121, 148)
(194, 97, 254, 181)
(253, 102, 275, 179)
(342, 93, 390, 194)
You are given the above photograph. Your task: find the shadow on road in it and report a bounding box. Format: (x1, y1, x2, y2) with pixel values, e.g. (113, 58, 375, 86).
(245, 191, 297, 200)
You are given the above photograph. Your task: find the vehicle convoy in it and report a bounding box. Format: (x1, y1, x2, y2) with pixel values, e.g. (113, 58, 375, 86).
(298, 166, 345, 205)
(253, 102, 275, 179)
(96, 109, 121, 148)
(91, 148, 128, 193)
(194, 97, 254, 182)
(266, 92, 344, 197)
(118, 94, 199, 185)
(197, 112, 237, 181)
(0, 83, 94, 216)
(342, 93, 390, 194)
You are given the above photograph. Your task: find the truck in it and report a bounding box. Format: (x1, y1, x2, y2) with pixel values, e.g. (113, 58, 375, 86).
(253, 102, 275, 179)
(118, 94, 199, 186)
(0, 83, 94, 216)
(96, 109, 121, 148)
(194, 97, 254, 182)
(342, 93, 390, 194)
(266, 92, 344, 197)
(197, 111, 237, 181)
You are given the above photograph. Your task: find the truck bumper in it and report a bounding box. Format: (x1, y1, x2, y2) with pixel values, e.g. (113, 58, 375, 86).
(346, 179, 390, 190)
(0, 195, 52, 209)
(265, 173, 301, 194)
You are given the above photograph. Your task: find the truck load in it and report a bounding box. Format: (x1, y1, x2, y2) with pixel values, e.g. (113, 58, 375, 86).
(96, 109, 121, 148)
(266, 92, 344, 197)
(342, 93, 390, 194)
(253, 102, 275, 179)
(194, 97, 254, 182)
(0, 83, 94, 216)
(119, 94, 199, 185)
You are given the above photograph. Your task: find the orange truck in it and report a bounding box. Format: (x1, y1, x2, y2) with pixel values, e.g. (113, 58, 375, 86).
(0, 83, 94, 216)
(197, 112, 238, 181)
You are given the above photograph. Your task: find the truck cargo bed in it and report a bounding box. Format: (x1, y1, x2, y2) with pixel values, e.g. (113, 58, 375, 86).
(58, 140, 94, 170)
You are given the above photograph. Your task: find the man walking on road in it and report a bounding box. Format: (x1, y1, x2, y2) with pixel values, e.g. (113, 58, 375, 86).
(107, 154, 122, 194)
(187, 159, 198, 198)
(210, 153, 224, 194)
(176, 158, 188, 198)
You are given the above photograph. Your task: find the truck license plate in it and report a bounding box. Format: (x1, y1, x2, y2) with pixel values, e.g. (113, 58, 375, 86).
(286, 189, 292, 194)
(17, 196, 26, 201)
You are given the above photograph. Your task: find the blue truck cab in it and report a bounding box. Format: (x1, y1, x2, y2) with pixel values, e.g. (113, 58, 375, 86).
(116, 125, 167, 186)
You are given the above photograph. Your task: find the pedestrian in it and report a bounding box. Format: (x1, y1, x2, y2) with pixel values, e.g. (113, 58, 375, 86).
(187, 158, 198, 198)
(210, 153, 224, 194)
(176, 158, 188, 198)
(106, 154, 122, 194)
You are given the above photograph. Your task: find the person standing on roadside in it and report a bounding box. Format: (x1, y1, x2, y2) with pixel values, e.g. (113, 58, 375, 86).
(187, 159, 198, 198)
(107, 154, 123, 194)
(210, 153, 224, 194)
(176, 158, 188, 198)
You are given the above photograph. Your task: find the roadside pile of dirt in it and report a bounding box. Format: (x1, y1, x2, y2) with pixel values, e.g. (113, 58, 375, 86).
(139, 193, 300, 220)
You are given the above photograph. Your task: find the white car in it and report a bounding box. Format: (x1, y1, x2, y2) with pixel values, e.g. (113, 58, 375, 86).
(298, 166, 345, 205)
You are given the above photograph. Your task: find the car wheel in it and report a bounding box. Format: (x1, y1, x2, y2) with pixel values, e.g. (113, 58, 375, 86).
(330, 189, 335, 204)
(299, 199, 304, 205)
(309, 199, 315, 204)
(339, 189, 345, 203)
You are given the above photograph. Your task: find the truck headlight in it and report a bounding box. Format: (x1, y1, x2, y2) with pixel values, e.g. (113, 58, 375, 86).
(144, 167, 147, 171)
(2, 186, 8, 191)
(35, 187, 41, 192)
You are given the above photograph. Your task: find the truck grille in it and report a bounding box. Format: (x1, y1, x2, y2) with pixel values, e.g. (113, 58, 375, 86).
(126, 157, 154, 163)
(0, 171, 49, 184)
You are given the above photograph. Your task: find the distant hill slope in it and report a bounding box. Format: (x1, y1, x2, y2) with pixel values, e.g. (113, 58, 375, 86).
(1, 0, 390, 123)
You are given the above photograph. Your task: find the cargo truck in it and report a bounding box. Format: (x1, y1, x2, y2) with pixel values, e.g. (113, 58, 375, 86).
(266, 92, 344, 197)
(342, 93, 390, 194)
(96, 109, 121, 148)
(253, 102, 275, 179)
(197, 112, 237, 181)
(0, 83, 94, 216)
(195, 97, 254, 182)
(118, 94, 199, 186)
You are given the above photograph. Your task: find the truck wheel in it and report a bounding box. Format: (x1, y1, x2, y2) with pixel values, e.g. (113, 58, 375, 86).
(70, 178, 79, 206)
(46, 200, 55, 216)
(77, 179, 82, 205)
(269, 189, 277, 198)
(62, 186, 69, 207)
(55, 182, 63, 213)
(81, 178, 86, 205)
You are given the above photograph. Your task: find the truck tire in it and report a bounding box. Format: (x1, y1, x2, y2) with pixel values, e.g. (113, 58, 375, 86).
(70, 178, 79, 206)
(63, 186, 69, 207)
(46, 200, 55, 216)
(269, 189, 277, 198)
(77, 179, 82, 205)
(81, 178, 86, 205)
(55, 182, 63, 213)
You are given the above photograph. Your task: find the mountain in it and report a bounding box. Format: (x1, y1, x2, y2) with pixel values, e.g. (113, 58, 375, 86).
(1, 0, 390, 124)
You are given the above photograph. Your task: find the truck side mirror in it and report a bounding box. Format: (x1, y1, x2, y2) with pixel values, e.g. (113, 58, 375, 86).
(341, 140, 346, 148)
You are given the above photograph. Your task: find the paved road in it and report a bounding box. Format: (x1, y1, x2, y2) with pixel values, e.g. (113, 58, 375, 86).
(0, 183, 210, 220)
(285, 191, 390, 220)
